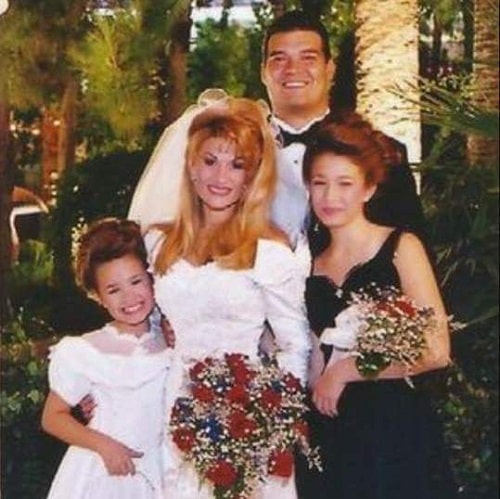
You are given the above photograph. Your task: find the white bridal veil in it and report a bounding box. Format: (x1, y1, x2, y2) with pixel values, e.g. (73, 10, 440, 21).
(128, 89, 231, 229)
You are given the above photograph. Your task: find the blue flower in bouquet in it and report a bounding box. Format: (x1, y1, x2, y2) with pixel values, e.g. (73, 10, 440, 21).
(201, 415, 223, 442)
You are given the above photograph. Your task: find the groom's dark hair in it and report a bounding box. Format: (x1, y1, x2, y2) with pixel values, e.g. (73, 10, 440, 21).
(262, 10, 332, 62)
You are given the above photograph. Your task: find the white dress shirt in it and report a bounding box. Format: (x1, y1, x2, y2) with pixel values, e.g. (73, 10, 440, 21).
(269, 112, 329, 245)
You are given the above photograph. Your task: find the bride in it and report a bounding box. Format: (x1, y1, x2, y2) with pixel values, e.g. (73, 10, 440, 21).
(129, 92, 311, 498)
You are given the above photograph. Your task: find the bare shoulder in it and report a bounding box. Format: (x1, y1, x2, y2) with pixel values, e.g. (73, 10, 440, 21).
(394, 231, 429, 268)
(396, 231, 425, 253)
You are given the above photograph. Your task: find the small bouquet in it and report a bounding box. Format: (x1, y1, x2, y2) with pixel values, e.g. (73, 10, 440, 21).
(169, 353, 321, 499)
(320, 286, 438, 382)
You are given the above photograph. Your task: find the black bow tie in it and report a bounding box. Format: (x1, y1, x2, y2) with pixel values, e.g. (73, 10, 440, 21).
(278, 118, 329, 147)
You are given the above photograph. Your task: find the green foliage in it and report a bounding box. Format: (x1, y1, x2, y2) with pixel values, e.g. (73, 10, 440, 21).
(411, 78, 499, 138)
(8, 240, 56, 326)
(0, 0, 88, 105)
(417, 72, 499, 499)
(47, 149, 148, 331)
(437, 365, 499, 498)
(71, 12, 156, 139)
(0, 10, 47, 106)
(1, 313, 64, 499)
(188, 19, 258, 101)
(11, 239, 54, 288)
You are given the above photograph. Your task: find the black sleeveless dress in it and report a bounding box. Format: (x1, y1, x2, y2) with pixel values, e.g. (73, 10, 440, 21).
(296, 230, 457, 499)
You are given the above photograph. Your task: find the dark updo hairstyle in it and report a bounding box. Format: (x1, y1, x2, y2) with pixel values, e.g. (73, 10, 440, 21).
(303, 112, 402, 256)
(303, 112, 401, 186)
(75, 218, 148, 295)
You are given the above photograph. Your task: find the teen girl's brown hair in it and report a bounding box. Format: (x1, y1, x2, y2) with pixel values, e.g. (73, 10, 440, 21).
(303, 112, 402, 186)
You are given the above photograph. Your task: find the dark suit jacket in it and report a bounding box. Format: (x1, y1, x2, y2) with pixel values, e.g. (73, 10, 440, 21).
(365, 136, 426, 238)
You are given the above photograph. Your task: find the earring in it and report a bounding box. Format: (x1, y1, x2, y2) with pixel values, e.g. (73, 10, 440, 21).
(313, 222, 320, 233)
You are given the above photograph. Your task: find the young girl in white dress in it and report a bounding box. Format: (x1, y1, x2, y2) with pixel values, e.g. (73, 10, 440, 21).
(133, 96, 311, 498)
(41, 218, 170, 499)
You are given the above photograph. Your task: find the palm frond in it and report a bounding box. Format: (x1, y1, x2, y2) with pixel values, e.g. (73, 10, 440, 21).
(392, 79, 499, 138)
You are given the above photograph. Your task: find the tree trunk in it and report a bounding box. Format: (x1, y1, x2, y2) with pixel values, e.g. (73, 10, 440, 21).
(40, 108, 60, 202)
(57, 76, 79, 174)
(431, 15, 443, 80)
(462, 0, 474, 71)
(0, 96, 13, 328)
(355, 0, 421, 165)
(165, 5, 192, 124)
(466, 0, 499, 165)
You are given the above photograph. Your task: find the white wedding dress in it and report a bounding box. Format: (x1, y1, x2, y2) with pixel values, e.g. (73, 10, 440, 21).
(149, 234, 311, 498)
(46, 325, 170, 499)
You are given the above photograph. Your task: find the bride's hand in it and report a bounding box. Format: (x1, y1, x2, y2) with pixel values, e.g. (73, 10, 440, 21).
(312, 364, 346, 417)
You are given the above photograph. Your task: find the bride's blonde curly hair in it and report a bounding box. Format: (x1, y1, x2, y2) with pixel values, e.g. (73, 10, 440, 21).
(153, 97, 283, 274)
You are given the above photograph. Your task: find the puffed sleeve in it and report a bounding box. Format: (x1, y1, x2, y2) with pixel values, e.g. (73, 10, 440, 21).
(48, 337, 92, 407)
(254, 239, 311, 384)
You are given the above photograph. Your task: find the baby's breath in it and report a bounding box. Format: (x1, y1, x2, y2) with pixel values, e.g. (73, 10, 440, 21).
(349, 286, 437, 382)
(169, 353, 321, 499)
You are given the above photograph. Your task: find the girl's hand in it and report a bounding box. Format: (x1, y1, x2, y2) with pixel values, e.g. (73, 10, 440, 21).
(96, 435, 143, 476)
(312, 364, 346, 417)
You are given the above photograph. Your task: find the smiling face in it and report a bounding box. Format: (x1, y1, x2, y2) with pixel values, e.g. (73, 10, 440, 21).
(261, 30, 334, 126)
(308, 153, 376, 229)
(94, 254, 155, 335)
(189, 137, 248, 223)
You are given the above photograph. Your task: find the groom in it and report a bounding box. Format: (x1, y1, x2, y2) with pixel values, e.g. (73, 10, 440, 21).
(260, 10, 425, 246)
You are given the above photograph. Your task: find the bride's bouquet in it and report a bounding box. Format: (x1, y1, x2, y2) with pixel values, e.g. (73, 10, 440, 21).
(169, 353, 321, 499)
(320, 286, 439, 382)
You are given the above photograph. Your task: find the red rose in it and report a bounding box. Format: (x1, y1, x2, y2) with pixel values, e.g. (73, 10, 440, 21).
(226, 384, 249, 405)
(260, 388, 282, 410)
(394, 299, 416, 318)
(172, 428, 196, 452)
(283, 373, 302, 392)
(233, 364, 254, 384)
(225, 354, 255, 384)
(376, 301, 393, 315)
(268, 450, 294, 478)
(189, 360, 209, 380)
(294, 420, 310, 439)
(228, 411, 257, 439)
(192, 384, 215, 403)
(205, 460, 238, 487)
(225, 353, 247, 367)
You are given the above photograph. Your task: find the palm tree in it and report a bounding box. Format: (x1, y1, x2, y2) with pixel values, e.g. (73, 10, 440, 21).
(355, 0, 421, 165)
(466, 0, 499, 165)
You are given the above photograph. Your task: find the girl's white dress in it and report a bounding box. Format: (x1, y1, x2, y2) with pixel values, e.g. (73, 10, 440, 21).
(46, 325, 170, 499)
(150, 236, 311, 499)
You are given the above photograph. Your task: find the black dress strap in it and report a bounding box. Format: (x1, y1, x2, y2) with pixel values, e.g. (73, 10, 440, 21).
(377, 228, 404, 261)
